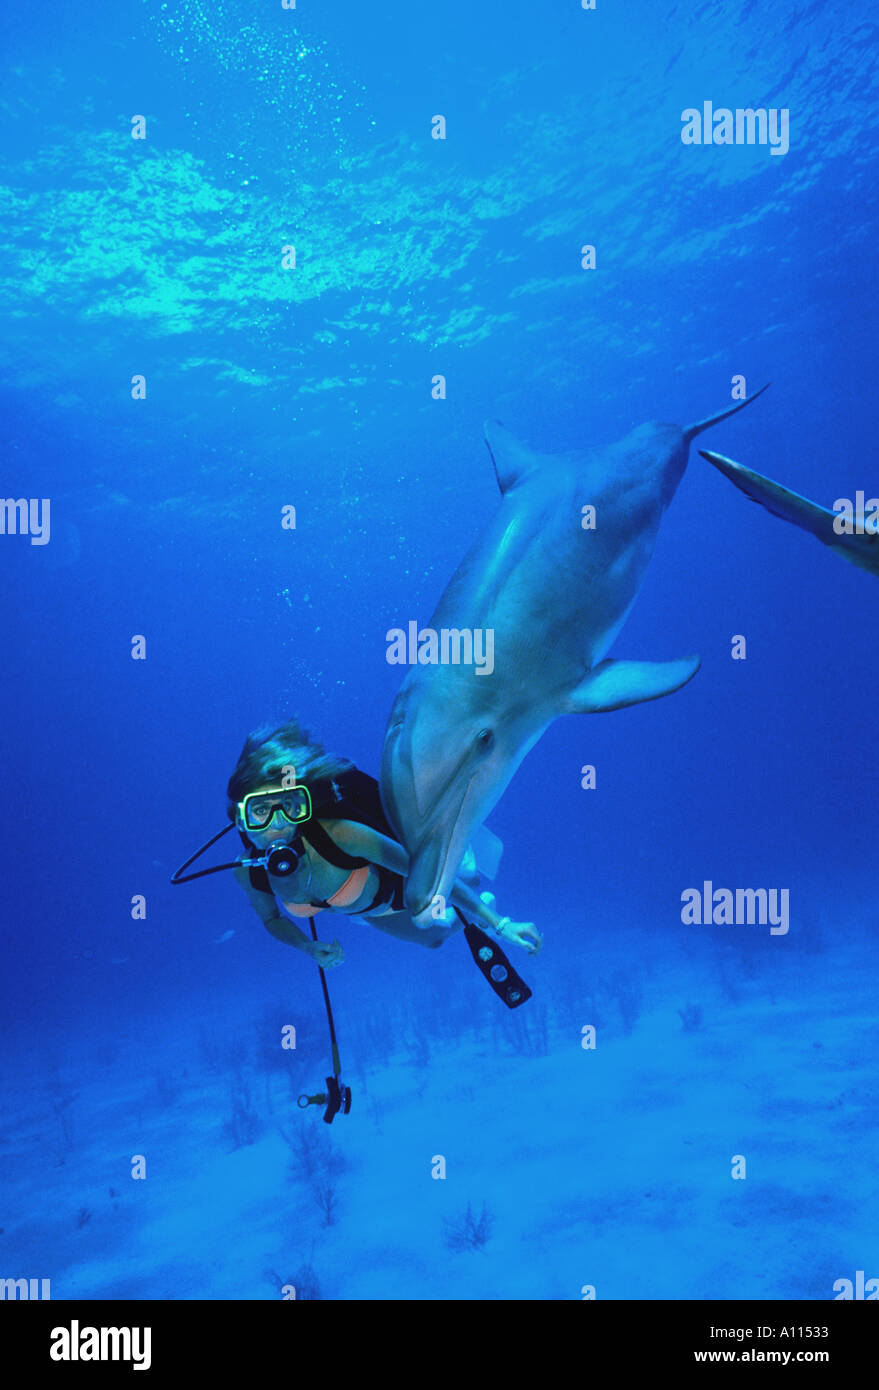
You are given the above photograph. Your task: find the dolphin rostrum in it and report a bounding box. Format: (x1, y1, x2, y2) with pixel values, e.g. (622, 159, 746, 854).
(381, 386, 769, 926)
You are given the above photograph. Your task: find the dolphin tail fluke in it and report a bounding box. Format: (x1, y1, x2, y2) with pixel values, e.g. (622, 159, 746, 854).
(700, 449, 879, 576)
(683, 383, 770, 442)
(566, 655, 701, 714)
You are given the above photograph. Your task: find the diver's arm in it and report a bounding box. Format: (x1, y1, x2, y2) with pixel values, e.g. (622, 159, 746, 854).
(326, 818, 492, 917)
(232, 865, 312, 953)
(325, 820, 526, 935)
(326, 819, 540, 953)
(322, 819, 410, 875)
(232, 865, 344, 968)
(447, 879, 502, 928)
(450, 880, 542, 952)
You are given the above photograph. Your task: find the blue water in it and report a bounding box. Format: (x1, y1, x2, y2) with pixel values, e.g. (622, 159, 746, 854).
(1, 0, 877, 1301)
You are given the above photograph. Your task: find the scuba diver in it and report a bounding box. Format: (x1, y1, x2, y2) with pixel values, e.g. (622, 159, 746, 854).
(172, 720, 540, 1119)
(173, 719, 542, 976)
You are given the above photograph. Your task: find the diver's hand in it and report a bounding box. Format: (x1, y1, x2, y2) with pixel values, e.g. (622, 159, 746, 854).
(496, 918, 542, 955)
(305, 939, 344, 969)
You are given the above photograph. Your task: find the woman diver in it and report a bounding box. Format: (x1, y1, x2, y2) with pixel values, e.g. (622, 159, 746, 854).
(173, 719, 541, 973)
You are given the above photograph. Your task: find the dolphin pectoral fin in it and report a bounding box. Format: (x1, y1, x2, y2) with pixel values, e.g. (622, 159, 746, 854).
(483, 419, 540, 494)
(566, 656, 701, 714)
(700, 449, 879, 577)
(468, 823, 504, 880)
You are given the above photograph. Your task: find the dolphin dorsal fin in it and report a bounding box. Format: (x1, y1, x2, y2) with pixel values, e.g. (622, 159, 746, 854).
(683, 383, 770, 442)
(483, 419, 539, 494)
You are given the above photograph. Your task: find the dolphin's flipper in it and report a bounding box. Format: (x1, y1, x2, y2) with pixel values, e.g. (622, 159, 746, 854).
(483, 420, 542, 494)
(700, 449, 879, 577)
(469, 824, 503, 880)
(459, 825, 503, 884)
(566, 656, 701, 714)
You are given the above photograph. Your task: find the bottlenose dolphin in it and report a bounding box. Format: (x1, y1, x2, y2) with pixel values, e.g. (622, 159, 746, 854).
(700, 449, 879, 576)
(380, 386, 768, 925)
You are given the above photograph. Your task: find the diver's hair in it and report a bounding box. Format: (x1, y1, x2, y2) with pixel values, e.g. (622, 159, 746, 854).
(226, 718, 355, 821)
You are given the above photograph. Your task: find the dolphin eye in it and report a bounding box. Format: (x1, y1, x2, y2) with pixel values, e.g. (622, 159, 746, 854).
(476, 728, 494, 751)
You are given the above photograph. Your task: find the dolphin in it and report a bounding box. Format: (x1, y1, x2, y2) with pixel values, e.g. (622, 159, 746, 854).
(699, 449, 879, 576)
(380, 385, 769, 925)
